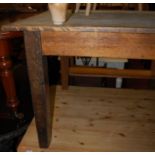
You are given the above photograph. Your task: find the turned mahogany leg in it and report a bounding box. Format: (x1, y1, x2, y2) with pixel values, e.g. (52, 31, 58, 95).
(0, 38, 19, 112)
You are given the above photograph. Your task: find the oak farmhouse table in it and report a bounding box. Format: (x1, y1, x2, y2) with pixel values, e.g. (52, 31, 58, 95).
(2, 10, 155, 148)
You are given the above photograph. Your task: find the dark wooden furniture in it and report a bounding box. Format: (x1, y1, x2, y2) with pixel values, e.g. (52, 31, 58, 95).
(0, 31, 22, 113)
(2, 10, 155, 148)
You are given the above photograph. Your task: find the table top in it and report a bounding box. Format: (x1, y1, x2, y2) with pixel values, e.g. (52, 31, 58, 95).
(2, 10, 155, 33)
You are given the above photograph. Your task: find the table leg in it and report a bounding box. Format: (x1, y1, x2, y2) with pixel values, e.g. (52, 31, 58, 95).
(60, 56, 69, 89)
(150, 60, 155, 89)
(24, 31, 56, 148)
(0, 39, 19, 112)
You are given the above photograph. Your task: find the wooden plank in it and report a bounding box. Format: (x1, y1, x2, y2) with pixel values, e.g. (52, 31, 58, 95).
(41, 31, 155, 60)
(69, 66, 155, 79)
(65, 11, 155, 33)
(2, 11, 155, 33)
(18, 86, 155, 151)
(24, 31, 56, 148)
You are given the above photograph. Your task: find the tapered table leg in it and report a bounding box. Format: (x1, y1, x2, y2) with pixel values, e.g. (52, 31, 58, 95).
(24, 31, 56, 148)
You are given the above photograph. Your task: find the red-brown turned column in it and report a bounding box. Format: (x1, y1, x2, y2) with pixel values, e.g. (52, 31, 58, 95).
(0, 32, 22, 112)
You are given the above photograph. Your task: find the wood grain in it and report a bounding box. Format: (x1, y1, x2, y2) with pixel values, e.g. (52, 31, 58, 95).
(69, 66, 155, 79)
(2, 11, 155, 33)
(24, 31, 56, 148)
(2, 9, 155, 150)
(41, 31, 155, 60)
(18, 86, 155, 151)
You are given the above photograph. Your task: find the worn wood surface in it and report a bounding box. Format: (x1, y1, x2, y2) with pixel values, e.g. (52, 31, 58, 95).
(41, 31, 155, 60)
(2, 11, 155, 33)
(69, 66, 155, 79)
(18, 86, 155, 152)
(24, 31, 56, 148)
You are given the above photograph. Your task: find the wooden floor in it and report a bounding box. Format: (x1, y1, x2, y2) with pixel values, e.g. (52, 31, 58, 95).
(18, 86, 155, 152)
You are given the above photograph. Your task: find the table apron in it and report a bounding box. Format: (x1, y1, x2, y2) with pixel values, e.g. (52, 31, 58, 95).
(41, 31, 155, 60)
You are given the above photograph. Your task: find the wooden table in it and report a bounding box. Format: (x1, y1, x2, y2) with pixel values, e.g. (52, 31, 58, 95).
(2, 10, 155, 148)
